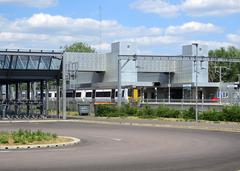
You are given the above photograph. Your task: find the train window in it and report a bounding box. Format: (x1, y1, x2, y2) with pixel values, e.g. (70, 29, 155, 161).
(128, 89, 132, 96)
(48, 93, 52, 97)
(96, 92, 111, 97)
(55, 93, 57, 97)
(86, 92, 92, 97)
(66, 92, 73, 97)
(76, 92, 81, 97)
(115, 91, 125, 97)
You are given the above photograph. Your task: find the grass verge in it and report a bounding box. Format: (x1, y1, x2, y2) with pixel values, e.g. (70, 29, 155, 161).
(0, 129, 71, 146)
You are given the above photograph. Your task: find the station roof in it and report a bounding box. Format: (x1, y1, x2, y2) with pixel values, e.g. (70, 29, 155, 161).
(0, 49, 63, 84)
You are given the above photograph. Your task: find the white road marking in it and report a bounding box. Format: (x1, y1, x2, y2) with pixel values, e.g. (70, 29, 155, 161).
(91, 135, 122, 141)
(111, 138, 122, 141)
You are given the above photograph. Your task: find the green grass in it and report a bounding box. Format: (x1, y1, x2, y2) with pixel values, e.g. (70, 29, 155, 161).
(0, 129, 58, 145)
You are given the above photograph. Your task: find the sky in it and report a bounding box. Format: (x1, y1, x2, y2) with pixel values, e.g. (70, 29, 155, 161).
(0, 0, 240, 55)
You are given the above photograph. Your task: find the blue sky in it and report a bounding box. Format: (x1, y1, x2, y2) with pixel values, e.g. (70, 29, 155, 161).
(0, 0, 240, 54)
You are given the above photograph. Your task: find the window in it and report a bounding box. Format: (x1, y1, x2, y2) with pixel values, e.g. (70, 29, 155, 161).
(28, 56, 40, 69)
(66, 92, 74, 98)
(48, 93, 52, 97)
(86, 92, 92, 97)
(96, 92, 111, 97)
(16, 56, 28, 69)
(76, 92, 81, 97)
(0, 55, 5, 69)
(115, 90, 125, 97)
(50, 58, 61, 70)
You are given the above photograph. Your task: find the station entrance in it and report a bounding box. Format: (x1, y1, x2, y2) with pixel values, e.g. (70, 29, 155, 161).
(0, 50, 62, 119)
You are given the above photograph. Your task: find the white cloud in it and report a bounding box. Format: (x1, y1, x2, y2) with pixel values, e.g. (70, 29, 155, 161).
(0, 0, 57, 8)
(124, 35, 181, 46)
(130, 0, 179, 17)
(186, 40, 237, 50)
(0, 13, 233, 53)
(166, 21, 222, 35)
(0, 13, 166, 51)
(226, 34, 240, 43)
(131, 0, 240, 17)
(182, 0, 240, 16)
(92, 43, 111, 52)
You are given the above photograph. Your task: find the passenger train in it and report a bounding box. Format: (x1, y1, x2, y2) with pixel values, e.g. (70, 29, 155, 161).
(47, 88, 141, 102)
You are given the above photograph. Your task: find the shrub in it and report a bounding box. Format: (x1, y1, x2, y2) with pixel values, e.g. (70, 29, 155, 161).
(222, 106, 240, 122)
(181, 107, 195, 120)
(95, 105, 118, 117)
(138, 105, 155, 118)
(155, 106, 180, 118)
(200, 109, 223, 121)
(12, 129, 57, 144)
(0, 132, 9, 144)
(121, 104, 138, 116)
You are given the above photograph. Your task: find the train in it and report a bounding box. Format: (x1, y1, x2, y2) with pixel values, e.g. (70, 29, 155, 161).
(47, 88, 141, 102)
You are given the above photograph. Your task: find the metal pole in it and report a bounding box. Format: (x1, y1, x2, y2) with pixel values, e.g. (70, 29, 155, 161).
(27, 82, 30, 117)
(117, 58, 122, 107)
(40, 80, 44, 117)
(194, 43, 199, 122)
(219, 66, 222, 104)
(56, 79, 60, 119)
(45, 81, 49, 116)
(62, 53, 67, 120)
(155, 87, 157, 102)
(168, 74, 171, 103)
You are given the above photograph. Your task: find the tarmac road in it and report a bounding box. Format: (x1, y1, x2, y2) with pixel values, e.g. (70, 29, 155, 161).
(0, 121, 240, 171)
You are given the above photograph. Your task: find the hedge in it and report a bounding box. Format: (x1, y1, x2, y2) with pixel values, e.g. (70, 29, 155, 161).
(95, 104, 240, 122)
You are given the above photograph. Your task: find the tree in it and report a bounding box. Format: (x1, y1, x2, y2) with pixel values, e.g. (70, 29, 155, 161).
(64, 42, 95, 53)
(208, 46, 240, 82)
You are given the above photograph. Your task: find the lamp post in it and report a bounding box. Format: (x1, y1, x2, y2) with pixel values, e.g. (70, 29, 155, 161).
(117, 58, 122, 107)
(168, 60, 171, 103)
(192, 43, 199, 122)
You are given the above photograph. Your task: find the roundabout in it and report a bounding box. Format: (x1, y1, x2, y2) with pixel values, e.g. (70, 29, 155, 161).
(0, 135, 80, 150)
(0, 121, 240, 171)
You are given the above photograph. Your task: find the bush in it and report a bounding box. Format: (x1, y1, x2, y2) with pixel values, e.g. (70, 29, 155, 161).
(12, 129, 57, 144)
(155, 106, 180, 118)
(200, 109, 223, 121)
(222, 106, 240, 122)
(95, 105, 118, 117)
(138, 105, 155, 118)
(181, 107, 195, 120)
(0, 129, 58, 145)
(0, 132, 9, 144)
(121, 104, 138, 116)
(94, 104, 240, 122)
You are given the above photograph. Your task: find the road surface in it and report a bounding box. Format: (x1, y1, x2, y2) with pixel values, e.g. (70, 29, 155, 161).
(0, 121, 240, 171)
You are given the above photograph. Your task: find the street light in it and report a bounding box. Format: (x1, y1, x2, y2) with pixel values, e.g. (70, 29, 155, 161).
(192, 43, 199, 122)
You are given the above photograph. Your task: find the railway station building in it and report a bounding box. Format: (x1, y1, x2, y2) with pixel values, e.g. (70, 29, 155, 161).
(64, 42, 221, 102)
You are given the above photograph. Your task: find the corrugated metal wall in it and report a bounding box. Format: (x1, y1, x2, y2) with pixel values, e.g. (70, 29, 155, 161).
(137, 60, 175, 72)
(64, 52, 106, 72)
